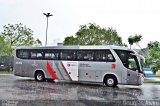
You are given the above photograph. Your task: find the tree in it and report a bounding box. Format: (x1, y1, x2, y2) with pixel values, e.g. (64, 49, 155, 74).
(128, 37, 134, 49)
(1, 23, 42, 47)
(63, 36, 78, 45)
(148, 41, 160, 49)
(0, 35, 13, 71)
(128, 34, 142, 49)
(145, 41, 160, 73)
(0, 36, 12, 56)
(64, 23, 124, 46)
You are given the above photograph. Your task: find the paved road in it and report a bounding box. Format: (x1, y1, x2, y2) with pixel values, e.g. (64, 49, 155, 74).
(0, 75, 160, 106)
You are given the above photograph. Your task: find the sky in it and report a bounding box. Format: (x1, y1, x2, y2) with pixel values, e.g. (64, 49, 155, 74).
(0, 0, 160, 48)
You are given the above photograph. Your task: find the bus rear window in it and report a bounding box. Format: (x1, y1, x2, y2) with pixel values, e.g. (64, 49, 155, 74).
(16, 50, 29, 59)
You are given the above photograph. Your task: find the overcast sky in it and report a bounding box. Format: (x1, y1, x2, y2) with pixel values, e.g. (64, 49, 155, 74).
(0, 0, 160, 48)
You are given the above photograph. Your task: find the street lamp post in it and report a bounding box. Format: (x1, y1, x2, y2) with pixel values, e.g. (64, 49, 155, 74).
(43, 13, 53, 46)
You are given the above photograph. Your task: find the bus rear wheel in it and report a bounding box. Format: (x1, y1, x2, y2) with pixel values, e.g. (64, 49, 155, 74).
(104, 76, 117, 87)
(35, 71, 45, 82)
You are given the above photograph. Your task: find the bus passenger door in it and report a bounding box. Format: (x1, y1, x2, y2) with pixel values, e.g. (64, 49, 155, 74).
(127, 69, 139, 85)
(127, 58, 139, 85)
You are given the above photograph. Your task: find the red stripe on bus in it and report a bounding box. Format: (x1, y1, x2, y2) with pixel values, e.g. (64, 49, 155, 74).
(61, 61, 72, 81)
(124, 78, 127, 80)
(46, 61, 58, 80)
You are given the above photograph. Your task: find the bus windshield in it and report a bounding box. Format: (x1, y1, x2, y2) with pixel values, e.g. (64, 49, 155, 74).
(137, 54, 145, 73)
(114, 50, 143, 73)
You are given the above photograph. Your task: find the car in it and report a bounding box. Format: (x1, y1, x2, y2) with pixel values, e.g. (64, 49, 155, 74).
(0, 63, 9, 71)
(143, 68, 155, 77)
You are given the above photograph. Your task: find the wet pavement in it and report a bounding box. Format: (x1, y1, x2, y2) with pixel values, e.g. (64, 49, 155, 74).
(0, 75, 160, 106)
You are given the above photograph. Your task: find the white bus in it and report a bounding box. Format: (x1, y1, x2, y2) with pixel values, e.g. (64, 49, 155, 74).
(14, 45, 145, 87)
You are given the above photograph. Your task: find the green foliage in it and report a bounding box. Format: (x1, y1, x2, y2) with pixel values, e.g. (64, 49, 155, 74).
(128, 37, 134, 45)
(0, 71, 13, 74)
(64, 23, 124, 46)
(63, 36, 78, 45)
(145, 41, 160, 73)
(148, 41, 160, 49)
(1, 23, 42, 47)
(144, 55, 152, 68)
(0, 23, 42, 68)
(128, 34, 142, 49)
(0, 36, 12, 56)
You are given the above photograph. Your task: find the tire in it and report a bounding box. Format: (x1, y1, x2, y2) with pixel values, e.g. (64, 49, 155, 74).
(104, 76, 117, 87)
(35, 71, 45, 82)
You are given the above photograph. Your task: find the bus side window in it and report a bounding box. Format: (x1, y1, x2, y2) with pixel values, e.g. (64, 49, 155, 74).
(84, 51, 94, 61)
(51, 53, 56, 59)
(77, 51, 84, 61)
(30, 51, 43, 60)
(83, 56, 89, 60)
(77, 51, 94, 61)
(30, 52, 37, 59)
(95, 51, 103, 61)
(107, 54, 114, 62)
(114, 50, 128, 67)
(95, 50, 115, 62)
(37, 53, 42, 59)
(44, 52, 56, 60)
(77, 51, 85, 61)
(44, 53, 51, 59)
(89, 51, 94, 61)
(60, 51, 75, 60)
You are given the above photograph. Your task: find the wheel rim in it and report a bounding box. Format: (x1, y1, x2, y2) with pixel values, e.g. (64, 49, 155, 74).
(107, 78, 114, 86)
(37, 74, 43, 81)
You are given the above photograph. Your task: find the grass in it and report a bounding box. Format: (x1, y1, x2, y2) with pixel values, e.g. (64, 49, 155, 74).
(144, 79, 160, 83)
(0, 71, 13, 74)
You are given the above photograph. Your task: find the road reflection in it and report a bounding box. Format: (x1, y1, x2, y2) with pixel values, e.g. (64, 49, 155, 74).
(13, 79, 144, 101)
(0, 76, 158, 106)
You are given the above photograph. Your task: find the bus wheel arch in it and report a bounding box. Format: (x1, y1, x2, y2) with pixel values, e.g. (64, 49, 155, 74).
(103, 74, 118, 87)
(34, 70, 45, 82)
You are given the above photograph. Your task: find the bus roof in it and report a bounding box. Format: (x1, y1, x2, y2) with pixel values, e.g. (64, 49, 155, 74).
(16, 45, 133, 51)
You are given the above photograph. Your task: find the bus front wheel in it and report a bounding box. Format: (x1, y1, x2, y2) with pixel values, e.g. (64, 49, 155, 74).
(104, 76, 117, 87)
(35, 71, 45, 82)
